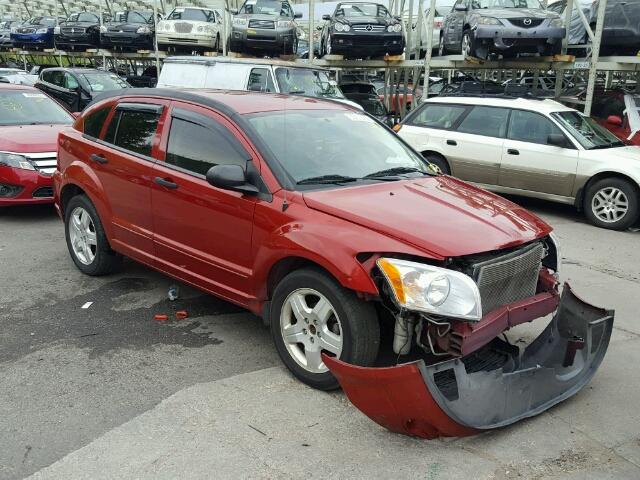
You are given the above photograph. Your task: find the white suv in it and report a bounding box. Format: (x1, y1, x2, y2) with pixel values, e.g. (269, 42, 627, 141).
(397, 96, 640, 230)
(157, 7, 223, 52)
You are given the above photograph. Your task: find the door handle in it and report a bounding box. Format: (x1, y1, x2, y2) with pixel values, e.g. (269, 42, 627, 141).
(90, 153, 108, 164)
(154, 177, 178, 190)
(446, 139, 457, 146)
(507, 149, 520, 155)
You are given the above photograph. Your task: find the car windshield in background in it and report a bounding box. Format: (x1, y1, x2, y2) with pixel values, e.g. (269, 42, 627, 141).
(67, 13, 99, 22)
(239, 0, 286, 15)
(275, 68, 345, 99)
(471, 0, 541, 8)
(246, 109, 429, 187)
(27, 17, 57, 27)
(0, 91, 73, 126)
(336, 3, 391, 17)
(361, 99, 386, 116)
(80, 72, 129, 92)
(114, 11, 150, 23)
(553, 111, 626, 149)
(167, 8, 215, 22)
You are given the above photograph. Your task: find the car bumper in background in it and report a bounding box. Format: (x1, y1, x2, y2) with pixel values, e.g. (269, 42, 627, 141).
(325, 284, 613, 439)
(10, 33, 53, 48)
(230, 27, 295, 52)
(329, 32, 404, 56)
(157, 33, 216, 48)
(475, 25, 565, 50)
(101, 32, 154, 49)
(55, 33, 99, 49)
(0, 167, 54, 206)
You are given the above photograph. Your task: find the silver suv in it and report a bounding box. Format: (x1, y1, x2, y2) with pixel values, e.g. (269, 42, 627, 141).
(230, 0, 301, 56)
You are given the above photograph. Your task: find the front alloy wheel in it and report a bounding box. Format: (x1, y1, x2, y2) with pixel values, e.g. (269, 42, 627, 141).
(69, 206, 97, 265)
(585, 177, 639, 230)
(461, 31, 473, 58)
(438, 34, 445, 56)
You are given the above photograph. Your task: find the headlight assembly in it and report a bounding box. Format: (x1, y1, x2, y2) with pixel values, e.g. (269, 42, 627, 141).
(36, 28, 48, 34)
(387, 24, 402, 32)
(334, 23, 350, 32)
(377, 258, 482, 321)
(477, 17, 502, 25)
(549, 17, 564, 28)
(0, 152, 36, 171)
(100, 25, 107, 33)
(277, 20, 294, 29)
(232, 17, 248, 27)
(136, 26, 151, 34)
(54, 26, 61, 34)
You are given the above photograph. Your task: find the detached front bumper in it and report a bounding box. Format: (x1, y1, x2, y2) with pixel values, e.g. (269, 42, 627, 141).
(325, 284, 613, 439)
(101, 32, 153, 50)
(474, 25, 565, 51)
(157, 33, 216, 48)
(230, 27, 295, 52)
(330, 32, 404, 57)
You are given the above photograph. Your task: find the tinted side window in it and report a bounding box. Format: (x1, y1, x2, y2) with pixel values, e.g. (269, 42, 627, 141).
(508, 109, 565, 145)
(49, 71, 64, 86)
(103, 111, 120, 143)
(457, 106, 509, 138)
(248, 68, 275, 93)
(410, 104, 466, 129)
(112, 110, 159, 157)
(83, 106, 111, 138)
(64, 73, 79, 90)
(166, 116, 247, 176)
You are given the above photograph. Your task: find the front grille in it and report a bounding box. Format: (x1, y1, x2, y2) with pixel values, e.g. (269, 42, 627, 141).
(508, 18, 545, 28)
(61, 27, 87, 34)
(25, 153, 57, 175)
(248, 19, 275, 29)
(174, 22, 193, 33)
(168, 37, 197, 43)
(472, 242, 544, 315)
(351, 24, 386, 33)
(32, 186, 53, 198)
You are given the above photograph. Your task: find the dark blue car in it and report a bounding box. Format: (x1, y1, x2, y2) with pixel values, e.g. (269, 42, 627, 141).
(11, 16, 61, 50)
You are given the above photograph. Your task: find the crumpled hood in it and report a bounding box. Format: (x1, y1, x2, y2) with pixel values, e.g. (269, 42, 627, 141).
(0, 124, 67, 153)
(302, 176, 551, 259)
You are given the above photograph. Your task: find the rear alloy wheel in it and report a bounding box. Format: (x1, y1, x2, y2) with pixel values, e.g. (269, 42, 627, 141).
(271, 269, 379, 390)
(461, 30, 475, 58)
(326, 34, 332, 56)
(584, 178, 639, 230)
(423, 153, 450, 175)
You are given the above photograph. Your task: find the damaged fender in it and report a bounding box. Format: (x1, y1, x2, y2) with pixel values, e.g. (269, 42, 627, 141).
(324, 284, 614, 439)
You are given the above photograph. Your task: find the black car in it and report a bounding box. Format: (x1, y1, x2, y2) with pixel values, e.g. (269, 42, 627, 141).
(320, 2, 405, 58)
(100, 10, 156, 51)
(439, 0, 565, 59)
(55, 12, 105, 51)
(35, 67, 130, 112)
(339, 82, 393, 125)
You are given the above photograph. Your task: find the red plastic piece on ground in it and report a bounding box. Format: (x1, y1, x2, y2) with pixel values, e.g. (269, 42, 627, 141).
(323, 354, 478, 439)
(154, 314, 168, 322)
(175, 310, 188, 320)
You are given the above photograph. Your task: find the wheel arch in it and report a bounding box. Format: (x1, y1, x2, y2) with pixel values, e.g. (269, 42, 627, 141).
(575, 171, 640, 210)
(420, 150, 451, 173)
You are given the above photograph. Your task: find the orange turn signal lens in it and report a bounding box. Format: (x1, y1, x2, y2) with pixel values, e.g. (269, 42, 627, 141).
(377, 258, 406, 304)
(392, 124, 402, 132)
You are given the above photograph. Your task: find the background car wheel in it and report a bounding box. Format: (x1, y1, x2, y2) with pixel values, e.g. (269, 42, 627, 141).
(214, 34, 220, 52)
(65, 195, 120, 275)
(270, 268, 380, 391)
(584, 177, 639, 230)
(326, 34, 332, 55)
(461, 30, 475, 58)
(438, 34, 446, 56)
(422, 152, 450, 175)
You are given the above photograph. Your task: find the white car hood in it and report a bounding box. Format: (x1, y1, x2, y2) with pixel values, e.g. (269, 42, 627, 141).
(580, 146, 640, 165)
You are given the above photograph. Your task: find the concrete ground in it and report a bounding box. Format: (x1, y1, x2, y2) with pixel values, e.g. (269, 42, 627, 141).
(1, 197, 639, 480)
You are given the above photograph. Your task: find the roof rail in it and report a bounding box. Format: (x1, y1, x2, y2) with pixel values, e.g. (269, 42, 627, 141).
(437, 81, 554, 100)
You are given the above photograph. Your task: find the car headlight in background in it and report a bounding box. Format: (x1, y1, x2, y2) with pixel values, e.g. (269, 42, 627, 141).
(136, 26, 151, 34)
(232, 17, 248, 27)
(99, 25, 107, 33)
(54, 26, 60, 34)
(377, 258, 482, 321)
(334, 23, 350, 32)
(277, 20, 294, 29)
(477, 17, 502, 25)
(549, 17, 564, 28)
(0, 152, 36, 171)
(387, 23, 402, 32)
(36, 28, 48, 34)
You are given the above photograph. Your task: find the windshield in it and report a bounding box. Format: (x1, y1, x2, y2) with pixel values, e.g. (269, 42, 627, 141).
(239, 0, 289, 15)
(27, 17, 57, 27)
(360, 99, 387, 116)
(553, 111, 625, 149)
(0, 91, 73, 126)
(67, 13, 99, 23)
(80, 72, 129, 92)
(336, 3, 391, 17)
(275, 68, 345, 99)
(167, 8, 215, 22)
(471, 0, 542, 8)
(246, 109, 429, 188)
(114, 11, 151, 23)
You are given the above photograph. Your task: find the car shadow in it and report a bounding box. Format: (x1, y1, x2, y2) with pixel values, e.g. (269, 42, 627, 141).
(0, 204, 57, 221)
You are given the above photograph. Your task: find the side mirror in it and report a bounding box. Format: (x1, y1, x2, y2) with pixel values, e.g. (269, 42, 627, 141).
(206, 164, 258, 195)
(547, 133, 569, 148)
(454, 4, 468, 11)
(294, 12, 302, 19)
(322, 14, 331, 21)
(607, 115, 623, 127)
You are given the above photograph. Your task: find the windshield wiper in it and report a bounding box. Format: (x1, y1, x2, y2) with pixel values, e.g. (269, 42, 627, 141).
(363, 166, 428, 179)
(287, 90, 306, 95)
(589, 141, 626, 150)
(297, 174, 359, 185)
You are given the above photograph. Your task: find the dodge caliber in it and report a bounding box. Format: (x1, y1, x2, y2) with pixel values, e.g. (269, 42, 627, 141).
(53, 89, 613, 439)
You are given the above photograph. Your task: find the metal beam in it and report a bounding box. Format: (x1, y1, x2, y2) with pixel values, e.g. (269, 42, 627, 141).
(584, 0, 608, 116)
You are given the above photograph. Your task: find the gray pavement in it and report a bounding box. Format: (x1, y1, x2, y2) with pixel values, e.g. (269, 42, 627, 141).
(1, 197, 639, 479)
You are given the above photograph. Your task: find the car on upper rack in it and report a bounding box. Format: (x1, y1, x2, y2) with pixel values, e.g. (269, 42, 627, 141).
(100, 10, 158, 51)
(54, 11, 104, 51)
(0, 20, 20, 49)
(414, 0, 455, 54)
(395, 95, 640, 230)
(438, 0, 565, 59)
(156, 6, 223, 53)
(229, 0, 301, 56)
(35, 67, 130, 112)
(590, 89, 640, 146)
(320, 2, 405, 58)
(0, 83, 73, 206)
(339, 81, 393, 124)
(10, 16, 63, 50)
(53, 87, 612, 439)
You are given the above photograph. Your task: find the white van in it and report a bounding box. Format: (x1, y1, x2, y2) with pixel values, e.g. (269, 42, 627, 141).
(157, 56, 361, 109)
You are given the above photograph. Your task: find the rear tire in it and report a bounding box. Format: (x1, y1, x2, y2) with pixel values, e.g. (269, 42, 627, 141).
(584, 177, 639, 230)
(461, 30, 476, 58)
(438, 33, 446, 56)
(64, 194, 120, 275)
(270, 268, 380, 391)
(423, 152, 451, 175)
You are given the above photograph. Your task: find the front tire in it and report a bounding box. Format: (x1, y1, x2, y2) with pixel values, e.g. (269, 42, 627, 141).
(584, 177, 639, 230)
(64, 194, 120, 275)
(461, 30, 475, 58)
(270, 268, 380, 390)
(423, 152, 450, 175)
(438, 33, 446, 56)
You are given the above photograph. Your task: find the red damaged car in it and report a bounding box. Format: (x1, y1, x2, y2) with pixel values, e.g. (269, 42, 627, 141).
(54, 89, 614, 439)
(0, 83, 74, 206)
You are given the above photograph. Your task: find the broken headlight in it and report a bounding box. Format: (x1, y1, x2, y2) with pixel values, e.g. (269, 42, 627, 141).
(377, 258, 482, 321)
(0, 152, 35, 171)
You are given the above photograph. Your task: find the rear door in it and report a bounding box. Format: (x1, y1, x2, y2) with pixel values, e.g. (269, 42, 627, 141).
(150, 102, 260, 305)
(445, 105, 509, 185)
(499, 109, 578, 197)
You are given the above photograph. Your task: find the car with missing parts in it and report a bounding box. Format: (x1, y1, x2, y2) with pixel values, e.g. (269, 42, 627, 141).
(53, 88, 613, 438)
